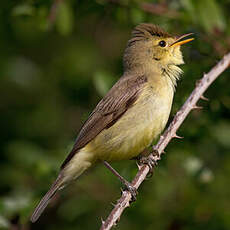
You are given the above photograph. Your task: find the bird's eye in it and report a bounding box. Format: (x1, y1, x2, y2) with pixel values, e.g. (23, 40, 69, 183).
(158, 40, 166, 47)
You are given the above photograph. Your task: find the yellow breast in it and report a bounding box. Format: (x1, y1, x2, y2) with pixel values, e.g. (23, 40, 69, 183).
(87, 76, 174, 162)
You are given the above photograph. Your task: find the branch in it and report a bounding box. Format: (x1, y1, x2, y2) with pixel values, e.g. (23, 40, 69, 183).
(48, 0, 63, 28)
(139, 2, 180, 18)
(108, 0, 180, 18)
(100, 53, 230, 230)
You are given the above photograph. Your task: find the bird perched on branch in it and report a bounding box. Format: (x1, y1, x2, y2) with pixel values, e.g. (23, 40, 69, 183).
(31, 23, 193, 222)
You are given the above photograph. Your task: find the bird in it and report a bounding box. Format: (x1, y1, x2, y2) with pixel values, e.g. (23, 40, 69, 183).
(30, 23, 193, 222)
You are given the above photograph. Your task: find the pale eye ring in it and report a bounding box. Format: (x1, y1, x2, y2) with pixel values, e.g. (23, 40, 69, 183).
(158, 40, 166, 47)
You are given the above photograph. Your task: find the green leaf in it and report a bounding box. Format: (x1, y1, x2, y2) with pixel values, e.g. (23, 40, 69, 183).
(130, 8, 145, 24)
(56, 2, 74, 36)
(182, 0, 226, 32)
(212, 121, 230, 147)
(196, 0, 226, 32)
(11, 4, 35, 17)
(0, 215, 9, 229)
(93, 71, 116, 96)
(181, 0, 197, 22)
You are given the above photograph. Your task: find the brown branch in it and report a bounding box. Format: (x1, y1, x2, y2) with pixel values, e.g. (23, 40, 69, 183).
(107, 0, 180, 18)
(140, 2, 180, 18)
(100, 53, 230, 230)
(48, 0, 63, 28)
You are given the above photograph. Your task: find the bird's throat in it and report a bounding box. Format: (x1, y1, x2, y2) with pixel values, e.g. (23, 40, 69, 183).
(162, 65, 183, 91)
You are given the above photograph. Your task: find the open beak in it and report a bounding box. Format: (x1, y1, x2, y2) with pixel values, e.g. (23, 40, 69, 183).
(170, 33, 194, 47)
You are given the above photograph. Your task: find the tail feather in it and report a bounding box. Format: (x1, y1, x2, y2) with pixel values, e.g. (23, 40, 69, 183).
(31, 149, 94, 223)
(30, 174, 63, 223)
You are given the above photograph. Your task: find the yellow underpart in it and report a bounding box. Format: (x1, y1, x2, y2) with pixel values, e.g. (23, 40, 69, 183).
(87, 73, 174, 162)
(63, 70, 175, 181)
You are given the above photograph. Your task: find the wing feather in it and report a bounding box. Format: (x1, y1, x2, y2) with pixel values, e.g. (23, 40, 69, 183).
(61, 74, 147, 168)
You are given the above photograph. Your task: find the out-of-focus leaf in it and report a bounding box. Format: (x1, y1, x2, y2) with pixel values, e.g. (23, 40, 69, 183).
(56, 2, 74, 36)
(0, 215, 9, 229)
(198, 0, 225, 32)
(184, 156, 203, 175)
(11, 4, 35, 16)
(116, 7, 129, 23)
(200, 168, 214, 183)
(182, 0, 226, 32)
(11, 7, 48, 41)
(130, 8, 145, 24)
(181, 0, 197, 22)
(7, 140, 44, 166)
(5, 57, 41, 89)
(2, 193, 31, 215)
(5, 140, 59, 177)
(36, 7, 50, 31)
(212, 121, 230, 147)
(93, 71, 116, 96)
(58, 196, 95, 221)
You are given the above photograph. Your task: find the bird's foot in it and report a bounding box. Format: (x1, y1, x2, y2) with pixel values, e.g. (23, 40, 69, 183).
(103, 161, 138, 202)
(122, 182, 138, 202)
(138, 148, 160, 177)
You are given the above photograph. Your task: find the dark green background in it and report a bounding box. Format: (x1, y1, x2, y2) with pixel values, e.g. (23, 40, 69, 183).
(0, 0, 230, 229)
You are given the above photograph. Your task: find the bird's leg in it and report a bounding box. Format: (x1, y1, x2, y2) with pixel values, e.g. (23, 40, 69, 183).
(137, 147, 160, 177)
(103, 161, 137, 201)
(132, 148, 149, 161)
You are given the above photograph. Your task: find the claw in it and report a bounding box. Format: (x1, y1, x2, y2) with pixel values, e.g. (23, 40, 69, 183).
(123, 182, 138, 202)
(152, 147, 160, 157)
(138, 155, 159, 178)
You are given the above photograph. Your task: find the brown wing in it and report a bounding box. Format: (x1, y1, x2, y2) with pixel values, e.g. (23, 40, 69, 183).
(61, 74, 147, 169)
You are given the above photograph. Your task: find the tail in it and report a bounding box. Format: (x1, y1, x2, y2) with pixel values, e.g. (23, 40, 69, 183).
(30, 173, 64, 223)
(30, 148, 94, 223)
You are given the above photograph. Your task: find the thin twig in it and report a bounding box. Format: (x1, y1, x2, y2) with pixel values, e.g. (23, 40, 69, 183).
(100, 53, 230, 230)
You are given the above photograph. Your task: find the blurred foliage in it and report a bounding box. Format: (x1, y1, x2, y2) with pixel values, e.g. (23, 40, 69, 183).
(0, 0, 230, 229)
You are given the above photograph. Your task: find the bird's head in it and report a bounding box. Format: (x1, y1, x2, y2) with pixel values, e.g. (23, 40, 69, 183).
(123, 23, 194, 71)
